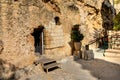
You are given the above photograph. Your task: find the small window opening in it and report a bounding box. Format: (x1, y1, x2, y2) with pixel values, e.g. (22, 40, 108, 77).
(14, 0, 18, 1)
(31, 26, 44, 54)
(42, 0, 51, 3)
(54, 16, 61, 25)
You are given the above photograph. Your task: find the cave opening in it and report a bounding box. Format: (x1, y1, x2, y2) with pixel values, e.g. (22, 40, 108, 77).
(31, 26, 44, 55)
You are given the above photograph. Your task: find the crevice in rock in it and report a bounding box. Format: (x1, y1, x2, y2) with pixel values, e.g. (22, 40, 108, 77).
(0, 40, 3, 54)
(68, 4, 79, 12)
(85, 4, 99, 15)
(43, 0, 61, 13)
(88, 12, 94, 15)
(77, 0, 84, 3)
(52, 4, 61, 13)
(49, 1, 61, 13)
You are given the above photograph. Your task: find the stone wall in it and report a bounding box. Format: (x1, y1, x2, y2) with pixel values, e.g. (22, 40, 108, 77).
(108, 30, 120, 49)
(44, 24, 64, 48)
(0, 0, 113, 67)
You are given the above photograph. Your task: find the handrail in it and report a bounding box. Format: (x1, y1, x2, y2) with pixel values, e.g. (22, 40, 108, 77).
(88, 35, 108, 45)
(88, 32, 120, 45)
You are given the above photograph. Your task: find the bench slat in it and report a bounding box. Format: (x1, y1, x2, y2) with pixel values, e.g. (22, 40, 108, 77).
(43, 63, 60, 69)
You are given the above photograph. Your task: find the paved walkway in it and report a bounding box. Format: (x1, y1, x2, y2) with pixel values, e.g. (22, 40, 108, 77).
(61, 60, 97, 80)
(62, 58, 120, 80)
(19, 56, 120, 80)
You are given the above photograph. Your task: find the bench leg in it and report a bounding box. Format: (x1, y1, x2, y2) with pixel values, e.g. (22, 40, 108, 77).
(46, 69, 48, 73)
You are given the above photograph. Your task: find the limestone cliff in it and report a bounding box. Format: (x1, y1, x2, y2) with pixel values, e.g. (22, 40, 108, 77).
(0, 0, 114, 67)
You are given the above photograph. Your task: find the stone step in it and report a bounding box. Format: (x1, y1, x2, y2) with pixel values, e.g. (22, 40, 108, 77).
(104, 49, 120, 57)
(104, 53, 120, 57)
(105, 49, 120, 53)
(112, 48, 120, 50)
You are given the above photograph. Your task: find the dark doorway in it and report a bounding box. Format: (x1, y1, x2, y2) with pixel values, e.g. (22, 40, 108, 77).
(31, 26, 44, 55)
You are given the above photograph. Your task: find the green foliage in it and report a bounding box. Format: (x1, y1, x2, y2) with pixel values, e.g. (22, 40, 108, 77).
(115, 0, 120, 4)
(113, 12, 120, 30)
(71, 28, 84, 42)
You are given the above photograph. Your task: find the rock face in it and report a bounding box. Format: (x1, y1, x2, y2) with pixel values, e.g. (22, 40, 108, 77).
(0, 0, 114, 67)
(101, 0, 115, 30)
(0, 58, 18, 80)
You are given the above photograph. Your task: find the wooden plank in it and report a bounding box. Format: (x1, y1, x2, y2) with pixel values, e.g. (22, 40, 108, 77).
(43, 63, 60, 69)
(44, 63, 61, 73)
(34, 58, 56, 65)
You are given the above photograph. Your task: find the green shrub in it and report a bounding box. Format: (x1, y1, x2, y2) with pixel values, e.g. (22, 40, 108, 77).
(113, 12, 120, 30)
(71, 26, 84, 42)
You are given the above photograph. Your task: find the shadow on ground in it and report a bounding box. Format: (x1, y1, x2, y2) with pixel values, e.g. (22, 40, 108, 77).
(75, 59, 120, 80)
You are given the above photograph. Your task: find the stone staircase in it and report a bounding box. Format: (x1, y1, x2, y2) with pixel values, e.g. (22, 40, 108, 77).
(104, 48, 120, 57)
(34, 56, 61, 73)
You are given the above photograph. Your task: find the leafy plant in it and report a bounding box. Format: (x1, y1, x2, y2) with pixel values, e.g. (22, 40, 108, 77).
(113, 12, 120, 30)
(71, 26, 84, 42)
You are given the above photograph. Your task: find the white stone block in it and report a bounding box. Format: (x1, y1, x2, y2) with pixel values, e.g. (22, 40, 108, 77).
(86, 50, 94, 60)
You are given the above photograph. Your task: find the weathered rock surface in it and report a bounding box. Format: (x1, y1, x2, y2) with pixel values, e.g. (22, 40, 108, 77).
(0, 58, 18, 80)
(0, 0, 115, 68)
